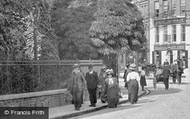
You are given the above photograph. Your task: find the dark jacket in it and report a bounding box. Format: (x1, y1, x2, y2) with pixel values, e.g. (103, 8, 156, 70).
(68, 69, 86, 94)
(86, 71, 99, 89)
(162, 66, 170, 78)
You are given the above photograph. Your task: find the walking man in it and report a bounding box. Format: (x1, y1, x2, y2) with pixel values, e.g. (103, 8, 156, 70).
(176, 57, 184, 84)
(162, 64, 170, 90)
(68, 63, 86, 111)
(85, 65, 99, 107)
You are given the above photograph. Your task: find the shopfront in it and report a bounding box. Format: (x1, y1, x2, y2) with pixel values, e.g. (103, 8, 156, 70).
(152, 43, 188, 68)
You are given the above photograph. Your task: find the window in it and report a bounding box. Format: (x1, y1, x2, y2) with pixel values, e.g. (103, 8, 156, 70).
(163, 26, 168, 42)
(172, 0, 177, 16)
(154, 1, 159, 17)
(172, 25, 176, 42)
(181, 25, 186, 42)
(181, 0, 185, 15)
(155, 27, 159, 43)
(163, 0, 168, 17)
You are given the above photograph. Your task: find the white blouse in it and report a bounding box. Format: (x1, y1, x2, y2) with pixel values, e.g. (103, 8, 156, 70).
(126, 71, 140, 82)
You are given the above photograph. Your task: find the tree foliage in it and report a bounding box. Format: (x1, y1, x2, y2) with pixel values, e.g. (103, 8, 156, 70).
(0, 0, 59, 60)
(90, 0, 147, 55)
(51, 0, 99, 60)
(0, 0, 60, 94)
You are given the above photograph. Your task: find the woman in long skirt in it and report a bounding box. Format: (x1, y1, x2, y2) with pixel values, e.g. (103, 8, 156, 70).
(126, 64, 140, 104)
(140, 67, 147, 91)
(103, 69, 121, 108)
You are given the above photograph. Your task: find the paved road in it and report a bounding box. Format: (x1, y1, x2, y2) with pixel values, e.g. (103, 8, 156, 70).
(70, 78, 190, 119)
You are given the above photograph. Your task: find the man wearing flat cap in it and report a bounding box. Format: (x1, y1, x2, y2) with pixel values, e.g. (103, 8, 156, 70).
(68, 63, 86, 111)
(85, 64, 99, 107)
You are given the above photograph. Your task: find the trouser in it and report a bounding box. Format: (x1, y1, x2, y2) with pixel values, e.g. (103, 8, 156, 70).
(164, 78, 169, 89)
(88, 88, 97, 105)
(72, 90, 82, 109)
(178, 73, 182, 84)
(81, 90, 84, 103)
(141, 86, 144, 90)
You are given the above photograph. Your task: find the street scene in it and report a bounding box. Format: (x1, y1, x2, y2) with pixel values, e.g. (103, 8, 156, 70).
(70, 77, 190, 119)
(0, 0, 190, 119)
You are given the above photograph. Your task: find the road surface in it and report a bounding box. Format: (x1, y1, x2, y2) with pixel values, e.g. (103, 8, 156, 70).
(71, 78, 190, 119)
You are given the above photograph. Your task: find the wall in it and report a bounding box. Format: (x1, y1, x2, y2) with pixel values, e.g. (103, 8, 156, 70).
(0, 89, 72, 107)
(0, 60, 103, 107)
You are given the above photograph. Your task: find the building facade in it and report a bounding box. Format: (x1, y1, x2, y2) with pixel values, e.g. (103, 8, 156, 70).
(149, 0, 190, 76)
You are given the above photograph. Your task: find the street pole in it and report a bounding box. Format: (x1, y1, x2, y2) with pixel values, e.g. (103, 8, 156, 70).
(33, 28, 38, 61)
(116, 53, 119, 82)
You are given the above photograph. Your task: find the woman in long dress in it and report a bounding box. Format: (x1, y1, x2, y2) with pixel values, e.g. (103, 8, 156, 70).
(98, 66, 107, 103)
(104, 69, 121, 108)
(123, 64, 130, 89)
(126, 64, 140, 104)
(140, 67, 147, 91)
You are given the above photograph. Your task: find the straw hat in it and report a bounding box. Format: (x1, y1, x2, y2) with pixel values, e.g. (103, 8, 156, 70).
(106, 69, 113, 75)
(73, 63, 80, 68)
(129, 63, 136, 70)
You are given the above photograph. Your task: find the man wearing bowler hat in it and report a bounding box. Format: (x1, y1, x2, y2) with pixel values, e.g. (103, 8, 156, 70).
(85, 64, 99, 107)
(68, 63, 86, 111)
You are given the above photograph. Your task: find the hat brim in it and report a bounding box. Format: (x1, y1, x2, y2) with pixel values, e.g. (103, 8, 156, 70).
(73, 64, 80, 67)
(129, 67, 136, 70)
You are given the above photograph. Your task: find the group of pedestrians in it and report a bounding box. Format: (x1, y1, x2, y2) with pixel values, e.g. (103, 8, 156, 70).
(155, 57, 184, 90)
(68, 63, 122, 111)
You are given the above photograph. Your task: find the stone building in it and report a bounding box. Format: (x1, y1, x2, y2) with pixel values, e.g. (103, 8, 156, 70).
(149, 0, 190, 76)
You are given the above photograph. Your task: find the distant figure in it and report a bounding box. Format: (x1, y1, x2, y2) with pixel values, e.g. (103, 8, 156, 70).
(123, 64, 130, 89)
(104, 69, 121, 108)
(126, 63, 140, 104)
(162, 64, 170, 90)
(98, 65, 107, 103)
(140, 67, 147, 91)
(68, 63, 86, 111)
(164, 59, 169, 67)
(176, 57, 184, 84)
(85, 65, 99, 107)
(170, 62, 178, 83)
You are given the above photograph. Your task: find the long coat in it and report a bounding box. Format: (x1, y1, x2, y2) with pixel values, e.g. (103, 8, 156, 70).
(98, 72, 107, 88)
(104, 77, 120, 108)
(162, 66, 170, 79)
(68, 69, 86, 109)
(98, 72, 107, 97)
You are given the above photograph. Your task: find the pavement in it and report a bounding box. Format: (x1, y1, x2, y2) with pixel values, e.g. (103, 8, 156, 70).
(49, 78, 148, 119)
(69, 76, 190, 119)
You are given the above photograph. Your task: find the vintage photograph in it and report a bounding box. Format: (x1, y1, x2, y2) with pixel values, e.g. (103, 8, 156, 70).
(0, 0, 190, 119)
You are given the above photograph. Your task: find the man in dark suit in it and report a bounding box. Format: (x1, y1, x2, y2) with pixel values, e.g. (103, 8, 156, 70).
(85, 65, 99, 107)
(162, 64, 170, 90)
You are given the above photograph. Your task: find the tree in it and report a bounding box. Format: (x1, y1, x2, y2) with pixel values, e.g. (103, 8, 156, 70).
(0, 0, 59, 94)
(90, 0, 147, 55)
(0, 0, 59, 60)
(51, 0, 99, 60)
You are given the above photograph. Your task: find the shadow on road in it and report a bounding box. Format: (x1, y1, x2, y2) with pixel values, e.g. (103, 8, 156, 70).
(137, 98, 156, 104)
(147, 87, 182, 96)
